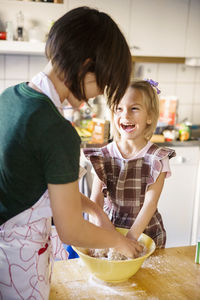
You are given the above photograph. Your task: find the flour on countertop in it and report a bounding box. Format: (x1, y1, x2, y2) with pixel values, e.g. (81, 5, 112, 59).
(61, 275, 149, 300)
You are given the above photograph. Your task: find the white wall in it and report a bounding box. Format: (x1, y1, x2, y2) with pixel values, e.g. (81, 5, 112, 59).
(0, 54, 47, 90)
(134, 62, 200, 124)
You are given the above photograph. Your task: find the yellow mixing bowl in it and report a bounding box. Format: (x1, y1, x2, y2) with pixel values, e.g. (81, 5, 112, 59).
(72, 228, 156, 282)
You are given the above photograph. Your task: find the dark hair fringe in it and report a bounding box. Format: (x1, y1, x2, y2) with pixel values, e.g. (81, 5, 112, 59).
(45, 6, 132, 107)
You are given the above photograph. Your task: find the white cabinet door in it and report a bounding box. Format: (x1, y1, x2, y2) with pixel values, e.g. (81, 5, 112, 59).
(185, 0, 200, 57)
(68, 0, 131, 42)
(130, 0, 189, 57)
(158, 146, 200, 247)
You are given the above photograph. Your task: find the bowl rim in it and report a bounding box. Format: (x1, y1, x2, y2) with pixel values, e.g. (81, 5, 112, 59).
(72, 232, 156, 263)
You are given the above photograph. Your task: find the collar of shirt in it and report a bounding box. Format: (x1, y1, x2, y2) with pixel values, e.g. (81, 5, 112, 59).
(31, 72, 64, 115)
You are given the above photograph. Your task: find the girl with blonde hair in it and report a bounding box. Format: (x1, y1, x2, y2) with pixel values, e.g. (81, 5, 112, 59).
(84, 79, 176, 248)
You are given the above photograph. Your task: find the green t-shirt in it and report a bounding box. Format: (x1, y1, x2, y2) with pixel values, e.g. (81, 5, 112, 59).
(0, 83, 81, 224)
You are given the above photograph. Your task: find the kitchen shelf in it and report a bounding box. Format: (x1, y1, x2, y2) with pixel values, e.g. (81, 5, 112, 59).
(132, 56, 185, 64)
(0, 42, 188, 60)
(0, 40, 45, 55)
(0, 0, 63, 3)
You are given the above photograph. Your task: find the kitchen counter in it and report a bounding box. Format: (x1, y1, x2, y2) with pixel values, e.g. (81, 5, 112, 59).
(81, 140, 200, 149)
(156, 140, 200, 147)
(49, 246, 199, 300)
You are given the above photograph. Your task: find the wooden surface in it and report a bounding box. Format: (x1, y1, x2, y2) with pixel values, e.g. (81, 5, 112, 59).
(131, 56, 185, 64)
(49, 246, 200, 300)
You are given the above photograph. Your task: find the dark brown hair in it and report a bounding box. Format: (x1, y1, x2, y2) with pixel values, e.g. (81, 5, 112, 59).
(45, 6, 132, 107)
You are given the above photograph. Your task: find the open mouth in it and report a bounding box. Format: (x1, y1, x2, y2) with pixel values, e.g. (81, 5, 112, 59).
(120, 123, 136, 133)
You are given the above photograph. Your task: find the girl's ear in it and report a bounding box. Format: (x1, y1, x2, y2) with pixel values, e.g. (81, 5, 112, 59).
(147, 119, 152, 125)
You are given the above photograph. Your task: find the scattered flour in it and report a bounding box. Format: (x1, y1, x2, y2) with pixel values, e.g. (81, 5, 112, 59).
(61, 275, 147, 300)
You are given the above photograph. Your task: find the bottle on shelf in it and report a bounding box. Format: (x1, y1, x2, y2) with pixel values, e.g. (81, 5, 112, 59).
(16, 11, 24, 41)
(6, 21, 14, 41)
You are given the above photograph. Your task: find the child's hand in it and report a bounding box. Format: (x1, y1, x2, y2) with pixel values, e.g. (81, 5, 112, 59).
(126, 229, 137, 241)
(115, 235, 143, 259)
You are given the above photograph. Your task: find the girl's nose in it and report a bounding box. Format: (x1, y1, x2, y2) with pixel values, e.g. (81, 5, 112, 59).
(121, 109, 129, 117)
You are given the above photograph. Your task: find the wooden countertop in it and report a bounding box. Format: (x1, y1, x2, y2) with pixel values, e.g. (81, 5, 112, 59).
(49, 246, 200, 300)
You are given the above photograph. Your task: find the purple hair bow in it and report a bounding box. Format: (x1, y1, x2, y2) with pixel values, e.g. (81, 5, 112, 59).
(145, 78, 161, 94)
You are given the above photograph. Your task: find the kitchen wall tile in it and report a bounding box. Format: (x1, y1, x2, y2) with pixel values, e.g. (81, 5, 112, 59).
(176, 65, 196, 83)
(5, 55, 28, 80)
(194, 83, 200, 104)
(93, 95, 111, 120)
(175, 83, 195, 104)
(0, 55, 4, 79)
(5, 79, 25, 89)
(29, 55, 47, 80)
(157, 63, 177, 82)
(192, 104, 200, 124)
(133, 64, 143, 79)
(0, 80, 5, 93)
(159, 83, 176, 96)
(177, 104, 193, 123)
(134, 63, 158, 80)
(195, 67, 200, 83)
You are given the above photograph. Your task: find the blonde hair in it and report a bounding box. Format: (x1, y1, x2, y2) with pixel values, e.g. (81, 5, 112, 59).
(110, 79, 160, 141)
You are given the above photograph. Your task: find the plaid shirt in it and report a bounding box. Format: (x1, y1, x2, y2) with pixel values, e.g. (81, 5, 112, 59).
(84, 144, 176, 248)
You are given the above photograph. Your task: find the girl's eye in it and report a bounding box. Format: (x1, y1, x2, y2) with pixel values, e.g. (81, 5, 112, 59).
(115, 107, 122, 113)
(132, 107, 139, 111)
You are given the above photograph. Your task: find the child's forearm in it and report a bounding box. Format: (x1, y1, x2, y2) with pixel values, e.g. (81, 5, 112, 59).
(127, 199, 157, 240)
(69, 219, 143, 258)
(80, 192, 100, 216)
(49, 181, 141, 257)
(90, 174, 104, 208)
(127, 172, 166, 240)
(80, 192, 115, 230)
(80, 192, 100, 224)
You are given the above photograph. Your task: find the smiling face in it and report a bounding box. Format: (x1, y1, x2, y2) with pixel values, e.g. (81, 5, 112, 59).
(113, 87, 151, 142)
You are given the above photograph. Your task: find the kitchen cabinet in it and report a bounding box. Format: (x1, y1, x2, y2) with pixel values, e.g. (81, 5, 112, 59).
(0, 0, 131, 54)
(185, 0, 200, 57)
(68, 0, 131, 42)
(129, 0, 189, 57)
(158, 146, 200, 248)
(1, 0, 198, 58)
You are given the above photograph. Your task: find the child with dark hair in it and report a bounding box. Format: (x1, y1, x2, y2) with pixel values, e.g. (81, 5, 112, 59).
(0, 7, 142, 299)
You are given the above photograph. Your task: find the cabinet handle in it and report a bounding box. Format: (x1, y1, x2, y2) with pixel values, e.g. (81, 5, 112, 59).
(176, 156, 186, 164)
(130, 45, 141, 50)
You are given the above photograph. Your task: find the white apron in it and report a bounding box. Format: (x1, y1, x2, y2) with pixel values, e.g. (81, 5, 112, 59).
(0, 73, 69, 300)
(0, 192, 68, 300)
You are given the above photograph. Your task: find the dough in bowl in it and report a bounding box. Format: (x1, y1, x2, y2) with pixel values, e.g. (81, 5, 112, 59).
(88, 243, 146, 260)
